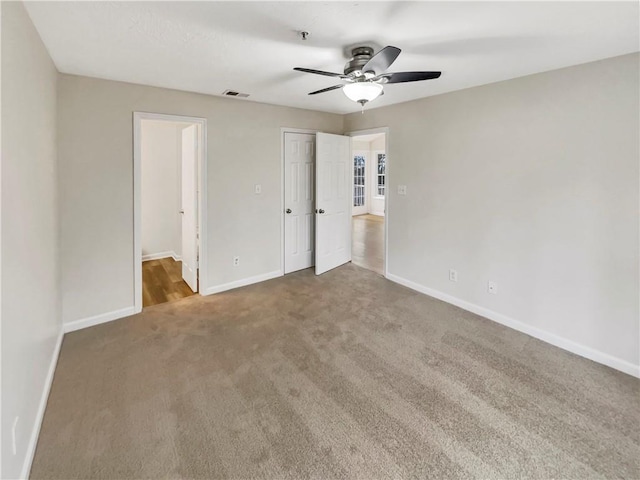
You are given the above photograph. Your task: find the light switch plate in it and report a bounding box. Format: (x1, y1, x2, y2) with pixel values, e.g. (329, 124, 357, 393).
(398, 185, 407, 195)
(254, 184, 261, 194)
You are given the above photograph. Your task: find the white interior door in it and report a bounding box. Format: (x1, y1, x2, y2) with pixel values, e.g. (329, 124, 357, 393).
(181, 124, 198, 292)
(315, 132, 351, 275)
(284, 132, 315, 274)
(352, 150, 368, 216)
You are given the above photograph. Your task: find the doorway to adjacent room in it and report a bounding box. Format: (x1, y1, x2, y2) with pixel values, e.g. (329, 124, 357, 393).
(350, 130, 387, 275)
(133, 112, 208, 311)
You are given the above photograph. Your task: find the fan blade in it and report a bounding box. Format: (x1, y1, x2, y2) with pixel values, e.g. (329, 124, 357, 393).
(362, 46, 401, 74)
(294, 67, 347, 78)
(308, 84, 344, 95)
(376, 71, 441, 84)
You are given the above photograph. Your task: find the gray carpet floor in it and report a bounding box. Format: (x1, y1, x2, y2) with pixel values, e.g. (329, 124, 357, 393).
(31, 264, 639, 479)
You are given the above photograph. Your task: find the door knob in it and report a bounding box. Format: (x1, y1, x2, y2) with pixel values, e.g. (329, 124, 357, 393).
(318, 209, 325, 214)
(179, 210, 184, 214)
(286, 208, 292, 214)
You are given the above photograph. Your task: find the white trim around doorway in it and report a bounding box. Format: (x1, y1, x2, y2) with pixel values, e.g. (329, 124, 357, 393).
(133, 112, 208, 313)
(346, 127, 390, 278)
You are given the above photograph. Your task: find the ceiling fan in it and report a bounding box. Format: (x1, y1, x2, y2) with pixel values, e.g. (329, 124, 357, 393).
(294, 45, 441, 108)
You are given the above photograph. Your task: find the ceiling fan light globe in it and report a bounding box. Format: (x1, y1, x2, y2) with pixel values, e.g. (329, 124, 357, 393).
(343, 82, 383, 104)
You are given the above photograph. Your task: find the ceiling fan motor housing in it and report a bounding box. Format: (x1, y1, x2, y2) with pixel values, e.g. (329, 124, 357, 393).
(344, 46, 375, 75)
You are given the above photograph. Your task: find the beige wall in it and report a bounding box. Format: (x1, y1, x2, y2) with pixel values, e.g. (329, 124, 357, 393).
(58, 74, 343, 323)
(141, 119, 185, 259)
(1, 2, 61, 478)
(344, 53, 640, 371)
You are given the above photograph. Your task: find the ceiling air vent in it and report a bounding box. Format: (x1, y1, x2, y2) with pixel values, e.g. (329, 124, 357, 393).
(222, 90, 250, 98)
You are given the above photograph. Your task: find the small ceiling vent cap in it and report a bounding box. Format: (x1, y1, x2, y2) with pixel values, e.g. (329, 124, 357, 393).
(222, 90, 250, 98)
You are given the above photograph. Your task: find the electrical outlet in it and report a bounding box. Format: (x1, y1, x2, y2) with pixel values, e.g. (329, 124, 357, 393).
(487, 281, 498, 294)
(449, 269, 458, 282)
(12, 417, 18, 455)
(254, 184, 261, 194)
(233, 256, 240, 267)
(397, 185, 407, 195)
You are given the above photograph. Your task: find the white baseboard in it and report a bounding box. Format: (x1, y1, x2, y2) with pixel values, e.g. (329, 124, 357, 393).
(64, 306, 137, 333)
(21, 327, 64, 479)
(386, 273, 640, 378)
(204, 270, 283, 296)
(142, 251, 181, 262)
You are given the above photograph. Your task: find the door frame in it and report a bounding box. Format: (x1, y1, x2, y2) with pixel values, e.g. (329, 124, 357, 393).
(346, 127, 390, 278)
(133, 111, 208, 313)
(280, 127, 319, 275)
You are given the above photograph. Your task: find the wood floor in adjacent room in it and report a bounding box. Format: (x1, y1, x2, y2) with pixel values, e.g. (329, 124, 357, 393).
(352, 213, 384, 274)
(31, 265, 639, 479)
(142, 257, 195, 307)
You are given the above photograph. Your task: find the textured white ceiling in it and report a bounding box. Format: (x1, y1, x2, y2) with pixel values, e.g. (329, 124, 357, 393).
(25, 1, 639, 114)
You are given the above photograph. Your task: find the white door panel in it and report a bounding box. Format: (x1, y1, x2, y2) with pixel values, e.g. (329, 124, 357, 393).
(284, 133, 315, 274)
(181, 124, 198, 292)
(315, 133, 351, 275)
